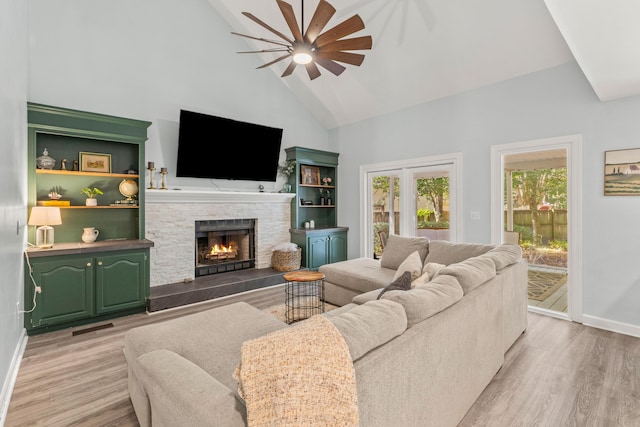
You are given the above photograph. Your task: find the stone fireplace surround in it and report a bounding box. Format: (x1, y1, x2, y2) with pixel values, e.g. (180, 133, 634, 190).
(145, 189, 295, 288)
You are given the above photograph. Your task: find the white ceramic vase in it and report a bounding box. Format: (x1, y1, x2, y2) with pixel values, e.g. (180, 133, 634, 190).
(82, 227, 99, 243)
(85, 198, 98, 206)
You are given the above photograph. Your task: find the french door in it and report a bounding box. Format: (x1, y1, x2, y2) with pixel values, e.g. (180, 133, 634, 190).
(360, 154, 462, 258)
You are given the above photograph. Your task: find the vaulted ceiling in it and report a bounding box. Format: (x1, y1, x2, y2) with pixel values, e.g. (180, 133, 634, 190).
(208, 0, 640, 129)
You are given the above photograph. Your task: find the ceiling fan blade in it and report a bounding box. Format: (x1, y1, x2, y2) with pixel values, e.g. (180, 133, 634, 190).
(314, 15, 366, 48)
(303, 0, 336, 44)
(231, 32, 291, 48)
(276, 0, 303, 42)
(281, 60, 297, 77)
(317, 36, 372, 52)
(317, 51, 366, 66)
(256, 53, 292, 69)
(237, 48, 290, 54)
(242, 12, 293, 44)
(305, 62, 322, 80)
(314, 56, 346, 76)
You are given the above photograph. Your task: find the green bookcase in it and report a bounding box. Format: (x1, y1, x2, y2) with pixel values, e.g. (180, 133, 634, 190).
(285, 146, 348, 269)
(24, 103, 153, 334)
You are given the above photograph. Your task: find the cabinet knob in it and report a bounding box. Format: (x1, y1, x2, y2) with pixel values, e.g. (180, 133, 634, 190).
(98, 261, 103, 266)
(87, 262, 91, 267)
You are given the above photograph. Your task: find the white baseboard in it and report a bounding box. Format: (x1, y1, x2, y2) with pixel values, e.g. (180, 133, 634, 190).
(0, 329, 27, 427)
(582, 314, 640, 339)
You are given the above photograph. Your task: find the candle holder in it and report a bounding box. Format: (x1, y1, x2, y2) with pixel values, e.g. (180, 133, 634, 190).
(147, 166, 156, 189)
(160, 168, 168, 190)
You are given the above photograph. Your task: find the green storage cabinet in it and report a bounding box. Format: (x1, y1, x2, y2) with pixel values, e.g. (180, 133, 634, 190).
(25, 255, 95, 328)
(96, 251, 148, 314)
(290, 228, 348, 269)
(24, 103, 154, 335)
(285, 146, 348, 268)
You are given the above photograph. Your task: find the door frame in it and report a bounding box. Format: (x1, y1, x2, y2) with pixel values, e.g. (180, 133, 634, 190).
(490, 134, 583, 322)
(359, 152, 463, 258)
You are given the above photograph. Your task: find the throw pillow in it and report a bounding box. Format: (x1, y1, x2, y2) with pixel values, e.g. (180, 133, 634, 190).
(392, 250, 423, 282)
(377, 271, 412, 300)
(422, 262, 445, 280)
(380, 235, 430, 270)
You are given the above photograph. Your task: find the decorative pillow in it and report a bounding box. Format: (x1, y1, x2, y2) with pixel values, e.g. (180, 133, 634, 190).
(411, 262, 446, 288)
(422, 262, 445, 279)
(380, 235, 430, 270)
(411, 271, 431, 288)
(392, 250, 423, 282)
(377, 271, 412, 299)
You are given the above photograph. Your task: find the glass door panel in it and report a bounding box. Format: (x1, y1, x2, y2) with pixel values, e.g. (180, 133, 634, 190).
(370, 173, 400, 258)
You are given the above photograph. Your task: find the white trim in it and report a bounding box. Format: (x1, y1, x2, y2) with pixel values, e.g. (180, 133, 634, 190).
(491, 134, 583, 323)
(0, 329, 27, 426)
(359, 153, 463, 257)
(146, 189, 295, 204)
(582, 314, 640, 339)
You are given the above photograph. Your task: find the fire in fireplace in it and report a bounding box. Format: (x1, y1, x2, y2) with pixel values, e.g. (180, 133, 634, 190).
(195, 219, 255, 277)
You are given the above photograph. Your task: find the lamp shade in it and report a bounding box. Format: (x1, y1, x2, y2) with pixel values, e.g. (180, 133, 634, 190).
(28, 207, 62, 226)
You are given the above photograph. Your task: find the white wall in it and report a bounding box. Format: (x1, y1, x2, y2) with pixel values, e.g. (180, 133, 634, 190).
(0, 0, 29, 422)
(27, 0, 330, 193)
(333, 61, 640, 330)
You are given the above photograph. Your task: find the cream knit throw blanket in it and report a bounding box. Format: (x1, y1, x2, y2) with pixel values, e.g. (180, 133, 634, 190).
(233, 315, 359, 427)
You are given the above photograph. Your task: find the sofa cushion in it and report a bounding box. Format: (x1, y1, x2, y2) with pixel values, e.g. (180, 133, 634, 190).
(377, 271, 413, 299)
(351, 288, 384, 305)
(380, 235, 430, 270)
(435, 256, 496, 294)
(319, 257, 396, 294)
(391, 250, 423, 282)
(424, 240, 494, 265)
(380, 275, 464, 327)
(329, 299, 407, 361)
(478, 244, 523, 270)
(123, 302, 287, 391)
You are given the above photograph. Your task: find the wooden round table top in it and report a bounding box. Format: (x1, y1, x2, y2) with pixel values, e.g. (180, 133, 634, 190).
(283, 271, 326, 282)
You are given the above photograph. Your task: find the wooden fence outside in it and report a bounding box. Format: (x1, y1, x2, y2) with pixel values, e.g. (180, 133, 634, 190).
(373, 209, 568, 243)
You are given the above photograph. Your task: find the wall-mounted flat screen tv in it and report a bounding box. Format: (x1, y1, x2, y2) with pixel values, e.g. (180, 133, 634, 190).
(176, 109, 283, 182)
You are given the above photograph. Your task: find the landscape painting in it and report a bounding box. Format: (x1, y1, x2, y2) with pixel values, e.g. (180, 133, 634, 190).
(604, 148, 640, 195)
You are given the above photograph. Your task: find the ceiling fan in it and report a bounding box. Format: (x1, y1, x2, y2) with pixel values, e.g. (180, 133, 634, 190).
(232, 0, 373, 80)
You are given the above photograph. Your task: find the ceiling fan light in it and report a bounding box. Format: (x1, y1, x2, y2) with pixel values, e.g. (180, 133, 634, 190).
(293, 47, 314, 65)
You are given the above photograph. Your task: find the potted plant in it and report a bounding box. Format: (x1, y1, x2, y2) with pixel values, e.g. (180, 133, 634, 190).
(278, 160, 296, 192)
(81, 187, 103, 206)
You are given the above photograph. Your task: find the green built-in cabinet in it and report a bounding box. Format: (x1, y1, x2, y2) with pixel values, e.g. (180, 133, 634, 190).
(25, 103, 153, 334)
(285, 146, 348, 269)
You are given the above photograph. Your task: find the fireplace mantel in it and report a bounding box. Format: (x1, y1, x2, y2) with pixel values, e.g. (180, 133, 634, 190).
(146, 189, 295, 204)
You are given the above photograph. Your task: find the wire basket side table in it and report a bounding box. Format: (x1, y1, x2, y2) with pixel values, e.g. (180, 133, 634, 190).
(283, 271, 325, 324)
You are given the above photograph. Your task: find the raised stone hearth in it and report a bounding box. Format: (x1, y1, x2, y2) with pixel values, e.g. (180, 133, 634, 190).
(145, 189, 295, 308)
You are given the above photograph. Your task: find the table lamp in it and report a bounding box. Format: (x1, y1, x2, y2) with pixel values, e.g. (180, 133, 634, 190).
(28, 207, 62, 248)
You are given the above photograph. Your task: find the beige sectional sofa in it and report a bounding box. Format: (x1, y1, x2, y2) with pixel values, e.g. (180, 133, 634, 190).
(124, 235, 527, 427)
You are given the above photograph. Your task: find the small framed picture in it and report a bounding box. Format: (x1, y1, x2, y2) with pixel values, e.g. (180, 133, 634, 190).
(300, 165, 320, 186)
(79, 152, 112, 173)
(604, 148, 640, 196)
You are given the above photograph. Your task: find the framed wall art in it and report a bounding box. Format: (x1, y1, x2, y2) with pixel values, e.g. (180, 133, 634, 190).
(80, 152, 112, 173)
(300, 165, 320, 186)
(604, 148, 640, 195)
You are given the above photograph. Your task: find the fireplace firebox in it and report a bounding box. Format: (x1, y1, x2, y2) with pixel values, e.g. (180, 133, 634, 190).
(195, 219, 255, 277)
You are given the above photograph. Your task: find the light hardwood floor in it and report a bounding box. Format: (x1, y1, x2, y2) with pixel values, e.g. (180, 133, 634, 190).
(6, 285, 640, 426)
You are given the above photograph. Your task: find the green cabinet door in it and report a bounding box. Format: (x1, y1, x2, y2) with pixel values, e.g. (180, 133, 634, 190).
(307, 233, 331, 269)
(298, 229, 348, 269)
(27, 256, 94, 328)
(96, 251, 148, 314)
(328, 230, 348, 264)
